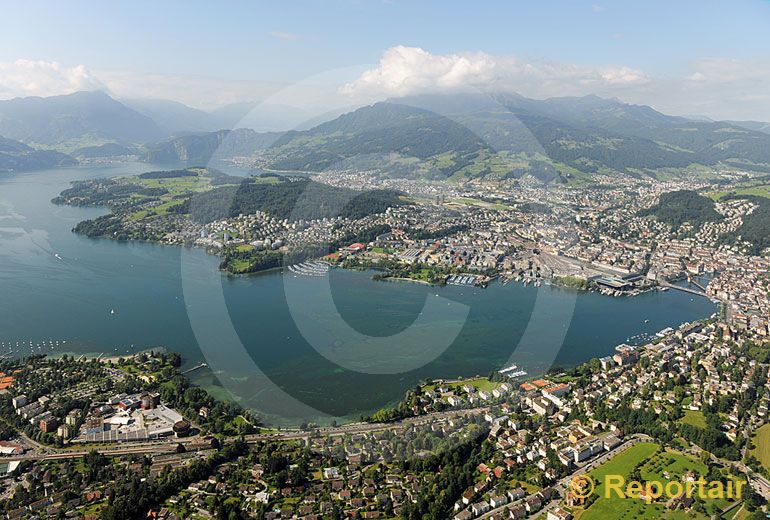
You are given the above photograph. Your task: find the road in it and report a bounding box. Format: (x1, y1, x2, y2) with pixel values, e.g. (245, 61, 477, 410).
(691, 444, 770, 501)
(9, 407, 488, 462)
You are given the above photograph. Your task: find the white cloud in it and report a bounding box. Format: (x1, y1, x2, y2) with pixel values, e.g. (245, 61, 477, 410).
(342, 46, 496, 97)
(342, 46, 648, 99)
(0, 59, 105, 98)
(0, 59, 288, 110)
(598, 66, 648, 85)
(671, 57, 770, 120)
(270, 31, 300, 41)
(686, 58, 770, 85)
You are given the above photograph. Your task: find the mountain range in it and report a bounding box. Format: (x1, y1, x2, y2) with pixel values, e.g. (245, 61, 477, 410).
(261, 93, 770, 182)
(3, 90, 770, 182)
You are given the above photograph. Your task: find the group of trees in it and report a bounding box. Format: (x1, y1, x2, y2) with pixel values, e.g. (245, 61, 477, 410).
(362, 386, 424, 423)
(153, 367, 258, 436)
(552, 274, 589, 290)
(138, 169, 198, 179)
(191, 178, 404, 224)
(638, 190, 723, 230)
(679, 422, 741, 460)
(220, 224, 392, 274)
(399, 433, 490, 519)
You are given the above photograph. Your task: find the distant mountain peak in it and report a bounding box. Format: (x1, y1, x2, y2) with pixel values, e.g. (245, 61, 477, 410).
(0, 90, 162, 145)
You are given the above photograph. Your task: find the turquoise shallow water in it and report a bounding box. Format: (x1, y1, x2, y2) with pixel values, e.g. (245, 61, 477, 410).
(0, 165, 717, 423)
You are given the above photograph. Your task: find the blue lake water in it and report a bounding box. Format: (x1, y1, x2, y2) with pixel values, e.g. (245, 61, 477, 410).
(0, 165, 718, 424)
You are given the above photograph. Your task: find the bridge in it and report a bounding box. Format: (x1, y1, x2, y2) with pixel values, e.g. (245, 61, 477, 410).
(686, 275, 708, 292)
(659, 281, 709, 298)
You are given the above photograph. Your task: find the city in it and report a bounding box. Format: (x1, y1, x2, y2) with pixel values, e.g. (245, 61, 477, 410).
(2, 1, 770, 519)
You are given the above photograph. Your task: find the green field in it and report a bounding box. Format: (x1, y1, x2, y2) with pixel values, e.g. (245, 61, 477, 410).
(577, 442, 741, 520)
(679, 410, 708, 429)
(459, 377, 501, 393)
(637, 446, 745, 513)
(708, 183, 770, 201)
(451, 196, 512, 211)
(750, 423, 770, 470)
(229, 259, 252, 273)
(590, 442, 660, 484)
(579, 495, 693, 520)
(640, 448, 707, 483)
(422, 376, 500, 394)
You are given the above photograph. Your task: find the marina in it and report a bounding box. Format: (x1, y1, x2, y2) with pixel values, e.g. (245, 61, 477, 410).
(0, 339, 68, 357)
(286, 261, 330, 277)
(447, 274, 479, 286)
(498, 364, 528, 379)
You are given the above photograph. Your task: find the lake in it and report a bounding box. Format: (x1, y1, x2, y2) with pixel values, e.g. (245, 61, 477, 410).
(0, 165, 718, 424)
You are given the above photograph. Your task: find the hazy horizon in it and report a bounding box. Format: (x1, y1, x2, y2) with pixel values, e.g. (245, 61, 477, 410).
(1, 1, 770, 122)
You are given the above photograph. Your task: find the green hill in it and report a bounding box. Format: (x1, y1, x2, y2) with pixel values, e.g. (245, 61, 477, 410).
(0, 136, 76, 172)
(267, 102, 490, 176)
(638, 190, 723, 229)
(190, 178, 405, 223)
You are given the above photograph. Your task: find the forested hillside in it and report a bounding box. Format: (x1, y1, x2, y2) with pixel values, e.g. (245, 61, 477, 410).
(190, 178, 405, 223)
(638, 190, 723, 228)
(0, 136, 76, 172)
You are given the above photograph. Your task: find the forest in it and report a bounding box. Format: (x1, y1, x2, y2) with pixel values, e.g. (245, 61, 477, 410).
(190, 178, 405, 223)
(638, 190, 723, 229)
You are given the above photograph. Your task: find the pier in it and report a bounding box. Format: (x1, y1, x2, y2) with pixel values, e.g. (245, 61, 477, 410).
(182, 363, 208, 374)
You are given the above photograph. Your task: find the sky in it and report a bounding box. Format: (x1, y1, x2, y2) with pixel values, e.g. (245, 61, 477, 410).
(1, 0, 770, 121)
